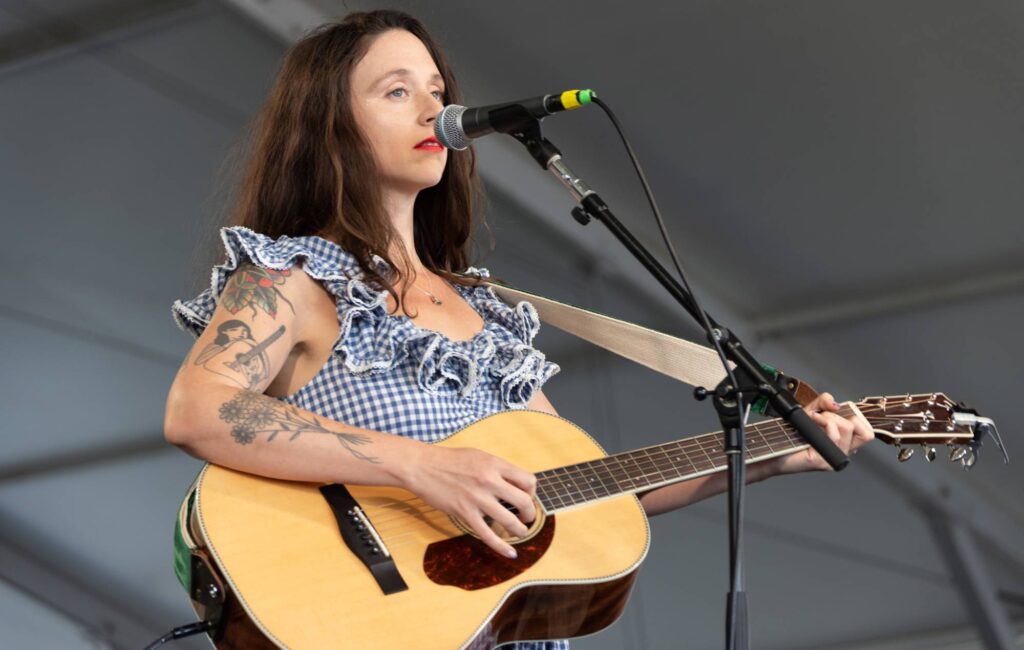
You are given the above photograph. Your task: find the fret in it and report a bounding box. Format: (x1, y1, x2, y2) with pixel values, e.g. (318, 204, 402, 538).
(650, 442, 679, 474)
(586, 459, 620, 496)
(765, 422, 791, 449)
(576, 462, 613, 501)
(554, 466, 583, 505)
(535, 481, 560, 512)
(693, 434, 723, 471)
(766, 421, 801, 451)
(754, 423, 776, 454)
(539, 415, 826, 514)
(617, 450, 653, 490)
(614, 453, 648, 491)
(607, 453, 638, 491)
(654, 442, 693, 481)
(639, 447, 672, 485)
(558, 465, 595, 504)
(557, 464, 589, 505)
(610, 454, 643, 491)
(537, 470, 571, 509)
(662, 440, 699, 477)
(634, 449, 665, 483)
(591, 458, 624, 495)
(679, 437, 715, 473)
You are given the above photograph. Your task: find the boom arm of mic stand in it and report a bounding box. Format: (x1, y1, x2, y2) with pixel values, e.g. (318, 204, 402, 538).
(508, 125, 849, 471)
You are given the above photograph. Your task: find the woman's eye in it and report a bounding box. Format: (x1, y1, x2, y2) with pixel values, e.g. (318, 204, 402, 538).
(431, 90, 444, 101)
(389, 88, 407, 98)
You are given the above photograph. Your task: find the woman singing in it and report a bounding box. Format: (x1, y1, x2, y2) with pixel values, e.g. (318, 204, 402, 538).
(164, 10, 873, 649)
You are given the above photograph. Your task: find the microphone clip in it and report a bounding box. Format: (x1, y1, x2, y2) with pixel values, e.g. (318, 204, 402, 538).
(494, 109, 562, 169)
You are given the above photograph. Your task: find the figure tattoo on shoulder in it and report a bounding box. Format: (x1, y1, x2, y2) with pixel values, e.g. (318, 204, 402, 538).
(195, 320, 285, 390)
(218, 391, 380, 463)
(221, 262, 295, 319)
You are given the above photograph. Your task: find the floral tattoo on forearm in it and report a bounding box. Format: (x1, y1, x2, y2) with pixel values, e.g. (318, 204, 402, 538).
(218, 391, 380, 463)
(221, 262, 295, 319)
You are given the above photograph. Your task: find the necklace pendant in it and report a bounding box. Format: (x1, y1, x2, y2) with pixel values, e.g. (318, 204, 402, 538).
(430, 295, 443, 305)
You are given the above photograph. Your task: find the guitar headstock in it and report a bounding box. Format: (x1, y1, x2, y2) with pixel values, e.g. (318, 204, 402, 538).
(856, 393, 1007, 469)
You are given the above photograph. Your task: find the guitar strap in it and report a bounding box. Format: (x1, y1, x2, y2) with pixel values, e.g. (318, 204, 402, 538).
(485, 280, 733, 390)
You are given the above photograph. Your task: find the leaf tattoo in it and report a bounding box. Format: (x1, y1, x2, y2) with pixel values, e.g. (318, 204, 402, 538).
(221, 263, 295, 319)
(218, 391, 380, 463)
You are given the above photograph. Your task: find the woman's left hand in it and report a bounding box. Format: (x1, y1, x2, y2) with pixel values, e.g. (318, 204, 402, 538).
(761, 392, 875, 476)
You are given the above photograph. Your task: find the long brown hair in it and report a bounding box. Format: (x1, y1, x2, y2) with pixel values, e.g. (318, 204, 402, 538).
(229, 10, 485, 311)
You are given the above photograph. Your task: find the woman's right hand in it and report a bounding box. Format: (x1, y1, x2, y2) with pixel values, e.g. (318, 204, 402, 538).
(401, 445, 538, 559)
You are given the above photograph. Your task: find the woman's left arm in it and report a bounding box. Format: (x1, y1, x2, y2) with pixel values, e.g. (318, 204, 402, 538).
(527, 391, 875, 517)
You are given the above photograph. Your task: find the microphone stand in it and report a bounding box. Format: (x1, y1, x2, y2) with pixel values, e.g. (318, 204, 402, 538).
(484, 106, 849, 650)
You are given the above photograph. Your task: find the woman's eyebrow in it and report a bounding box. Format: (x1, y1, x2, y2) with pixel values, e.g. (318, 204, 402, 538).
(374, 68, 444, 87)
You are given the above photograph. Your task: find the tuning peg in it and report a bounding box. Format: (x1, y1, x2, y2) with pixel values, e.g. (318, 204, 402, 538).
(961, 450, 977, 470)
(949, 447, 968, 462)
(898, 447, 914, 462)
(925, 446, 937, 462)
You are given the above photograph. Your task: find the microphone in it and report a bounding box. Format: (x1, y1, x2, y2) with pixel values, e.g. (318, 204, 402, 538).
(434, 89, 595, 150)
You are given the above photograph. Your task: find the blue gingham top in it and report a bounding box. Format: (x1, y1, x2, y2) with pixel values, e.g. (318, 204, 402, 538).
(173, 226, 567, 650)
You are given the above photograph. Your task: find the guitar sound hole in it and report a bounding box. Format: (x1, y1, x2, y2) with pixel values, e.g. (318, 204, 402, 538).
(482, 500, 524, 524)
(457, 497, 544, 544)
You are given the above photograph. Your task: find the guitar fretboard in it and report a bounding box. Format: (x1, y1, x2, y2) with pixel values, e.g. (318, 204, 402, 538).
(534, 407, 853, 512)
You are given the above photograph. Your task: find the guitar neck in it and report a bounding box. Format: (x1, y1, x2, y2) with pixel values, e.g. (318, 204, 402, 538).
(534, 405, 856, 512)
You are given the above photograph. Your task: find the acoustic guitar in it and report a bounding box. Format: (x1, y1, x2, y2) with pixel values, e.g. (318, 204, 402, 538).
(183, 393, 1000, 649)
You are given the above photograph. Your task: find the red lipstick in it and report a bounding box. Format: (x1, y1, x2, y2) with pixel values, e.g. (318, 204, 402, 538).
(415, 137, 443, 150)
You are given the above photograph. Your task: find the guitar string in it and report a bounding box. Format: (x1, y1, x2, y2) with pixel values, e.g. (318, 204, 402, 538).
(371, 416, 969, 551)
(372, 409, 966, 553)
(365, 422, 794, 526)
(366, 424, 804, 542)
(402, 415, 808, 512)
(363, 413, 852, 532)
(374, 431, 950, 552)
(362, 404, 958, 534)
(373, 417, 937, 554)
(373, 425, 810, 551)
(357, 402, 960, 539)
(333, 396, 937, 525)
(368, 428, 795, 542)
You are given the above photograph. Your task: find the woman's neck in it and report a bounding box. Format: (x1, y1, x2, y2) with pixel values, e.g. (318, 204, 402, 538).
(382, 187, 425, 274)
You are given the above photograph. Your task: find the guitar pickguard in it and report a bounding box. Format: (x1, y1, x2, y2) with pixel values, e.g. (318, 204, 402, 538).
(424, 516, 556, 591)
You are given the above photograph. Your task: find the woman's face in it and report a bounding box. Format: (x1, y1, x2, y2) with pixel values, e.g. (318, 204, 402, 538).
(349, 29, 448, 197)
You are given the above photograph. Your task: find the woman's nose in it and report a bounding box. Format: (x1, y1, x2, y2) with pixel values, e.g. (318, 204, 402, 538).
(420, 93, 442, 123)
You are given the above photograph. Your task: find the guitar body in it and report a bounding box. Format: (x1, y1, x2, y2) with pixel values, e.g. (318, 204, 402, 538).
(192, 411, 651, 649)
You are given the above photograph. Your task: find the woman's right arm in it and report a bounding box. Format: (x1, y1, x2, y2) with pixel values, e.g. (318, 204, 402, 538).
(163, 264, 533, 558)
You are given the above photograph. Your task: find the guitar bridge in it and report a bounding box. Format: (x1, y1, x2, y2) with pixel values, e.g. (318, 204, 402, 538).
(320, 484, 409, 595)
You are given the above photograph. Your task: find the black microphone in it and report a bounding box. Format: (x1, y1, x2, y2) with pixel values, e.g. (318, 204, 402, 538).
(434, 89, 595, 150)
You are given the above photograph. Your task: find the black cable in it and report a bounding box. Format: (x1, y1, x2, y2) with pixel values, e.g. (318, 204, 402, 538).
(590, 95, 741, 416)
(142, 620, 215, 649)
(591, 94, 749, 646)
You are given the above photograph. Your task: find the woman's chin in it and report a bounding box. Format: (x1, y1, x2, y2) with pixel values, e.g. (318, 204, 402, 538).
(409, 175, 446, 193)
(383, 168, 447, 196)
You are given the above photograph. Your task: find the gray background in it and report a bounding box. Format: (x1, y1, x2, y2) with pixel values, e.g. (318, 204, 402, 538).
(1, 0, 1022, 648)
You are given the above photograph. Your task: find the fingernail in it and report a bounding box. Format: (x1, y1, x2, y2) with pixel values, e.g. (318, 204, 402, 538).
(506, 548, 518, 559)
